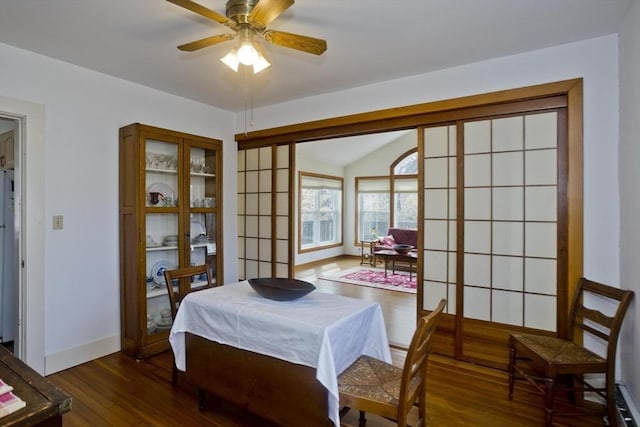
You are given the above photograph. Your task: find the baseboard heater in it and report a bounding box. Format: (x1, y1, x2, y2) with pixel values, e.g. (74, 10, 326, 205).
(617, 384, 639, 427)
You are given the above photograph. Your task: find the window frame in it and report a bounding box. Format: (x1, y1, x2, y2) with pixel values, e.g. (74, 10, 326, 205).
(297, 171, 344, 253)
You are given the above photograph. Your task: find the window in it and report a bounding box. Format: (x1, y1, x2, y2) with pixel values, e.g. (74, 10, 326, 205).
(299, 172, 343, 252)
(356, 178, 390, 241)
(392, 150, 418, 229)
(394, 178, 418, 229)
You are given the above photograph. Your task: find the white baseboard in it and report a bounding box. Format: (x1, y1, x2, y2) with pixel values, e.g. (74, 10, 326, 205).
(44, 335, 120, 375)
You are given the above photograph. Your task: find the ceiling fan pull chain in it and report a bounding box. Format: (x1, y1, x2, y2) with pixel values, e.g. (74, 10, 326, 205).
(243, 66, 250, 135)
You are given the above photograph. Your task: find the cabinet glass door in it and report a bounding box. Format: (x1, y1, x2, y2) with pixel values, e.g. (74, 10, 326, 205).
(144, 138, 180, 336)
(187, 145, 218, 283)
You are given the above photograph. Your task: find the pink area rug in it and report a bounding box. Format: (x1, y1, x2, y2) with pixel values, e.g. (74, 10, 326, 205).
(320, 267, 417, 294)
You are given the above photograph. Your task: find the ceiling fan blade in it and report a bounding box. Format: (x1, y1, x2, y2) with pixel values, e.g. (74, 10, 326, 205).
(177, 34, 235, 51)
(249, 0, 294, 27)
(166, 0, 231, 26)
(262, 30, 327, 55)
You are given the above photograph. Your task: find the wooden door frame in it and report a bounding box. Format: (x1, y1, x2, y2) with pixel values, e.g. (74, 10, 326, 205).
(235, 79, 583, 363)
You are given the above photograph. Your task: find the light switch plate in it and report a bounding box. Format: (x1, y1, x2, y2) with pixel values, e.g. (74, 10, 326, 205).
(52, 215, 63, 230)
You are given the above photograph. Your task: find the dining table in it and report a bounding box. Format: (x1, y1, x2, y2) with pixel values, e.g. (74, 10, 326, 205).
(169, 280, 391, 427)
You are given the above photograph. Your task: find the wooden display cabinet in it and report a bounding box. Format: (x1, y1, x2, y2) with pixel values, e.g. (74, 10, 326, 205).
(119, 123, 223, 359)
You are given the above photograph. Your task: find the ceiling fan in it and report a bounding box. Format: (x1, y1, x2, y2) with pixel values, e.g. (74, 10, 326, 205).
(166, 0, 327, 73)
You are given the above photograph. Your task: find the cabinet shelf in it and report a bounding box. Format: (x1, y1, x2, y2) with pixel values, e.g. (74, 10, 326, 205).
(146, 245, 178, 252)
(190, 171, 216, 178)
(146, 167, 177, 175)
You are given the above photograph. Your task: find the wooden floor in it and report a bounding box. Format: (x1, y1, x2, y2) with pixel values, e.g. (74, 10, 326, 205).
(47, 350, 605, 426)
(46, 257, 606, 426)
(295, 255, 417, 348)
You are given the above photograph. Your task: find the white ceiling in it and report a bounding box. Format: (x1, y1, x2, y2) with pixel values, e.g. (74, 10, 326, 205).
(0, 0, 630, 113)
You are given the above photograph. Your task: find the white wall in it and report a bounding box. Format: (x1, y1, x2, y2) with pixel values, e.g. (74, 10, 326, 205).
(0, 41, 237, 374)
(619, 0, 640, 408)
(242, 35, 626, 379)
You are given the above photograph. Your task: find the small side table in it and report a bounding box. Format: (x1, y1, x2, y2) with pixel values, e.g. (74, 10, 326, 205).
(0, 345, 72, 426)
(360, 239, 378, 266)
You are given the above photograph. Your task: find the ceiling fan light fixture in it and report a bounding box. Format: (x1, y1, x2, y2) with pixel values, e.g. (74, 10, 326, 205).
(237, 41, 258, 65)
(220, 48, 240, 71)
(221, 43, 270, 74)
(252, 53, 271, 73)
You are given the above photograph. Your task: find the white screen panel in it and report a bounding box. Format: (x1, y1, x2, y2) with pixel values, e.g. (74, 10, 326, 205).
(259, 238, 271, 262)
(245, 193, 258, 215)
(525, 222, 557, 258)
(464, 187, 491, 220)
(464, 221, 491, 253)
(464, 287, 490, 321)
(259, 146, 272, 168)
(524, 294, 556, 331)
(424, 220, 448, 250)
(245, 238, 258, 260)
(276, 145, 288, 168)
(258, 193, 271, 215)
(492, 116, 523, 152)
(492, 187, 523, 221)
(492, 290, 523, 325)
(492, 256, 523, 291)
(524, 258, 557, 294)
(424, 126, 449, 157)
(525, 112, 557, 149)
(463, 254, 490, 287)
(525, 187, 556, 221)
(464, 121, 491, 154)
(425, 189, 448, 218)
(424, 250, 448, 282)
(259, 169, 272, 193)
(245, 215, 258, 237)
(424, 158, 449, 188)
(492, 152, 523, 186)
(525, 149, 557, 186)
(245, 149, 259, 170)
(258, 216, 271, 238)
(492, 222, 523, 256)
(464, 154, 491, 187)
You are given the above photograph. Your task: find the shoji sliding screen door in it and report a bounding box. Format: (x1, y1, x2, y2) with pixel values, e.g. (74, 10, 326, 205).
(237, 144, 293, 280)
(422, 108, 569, 369)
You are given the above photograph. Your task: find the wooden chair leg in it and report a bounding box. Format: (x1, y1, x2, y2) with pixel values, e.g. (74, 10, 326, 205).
(544, 377, 555, 427)
(198, 389, 206, 410)
(358, 410, 366, 427)
(508, 346, 516, 399)
(171, 354, 178, 386)
(171, 365, 178, 386)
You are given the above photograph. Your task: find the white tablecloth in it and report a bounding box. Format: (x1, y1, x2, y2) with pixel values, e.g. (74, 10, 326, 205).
(169, 281, 391, 427)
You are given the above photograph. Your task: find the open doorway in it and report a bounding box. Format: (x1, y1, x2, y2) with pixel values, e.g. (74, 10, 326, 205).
(0, 116, 19, 354)
(294, 130, 418, 348)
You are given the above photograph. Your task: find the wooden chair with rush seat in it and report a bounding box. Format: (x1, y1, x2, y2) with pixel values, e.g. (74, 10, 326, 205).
(338, 299, 446, 427)
(508, 277, 634, 427)
(163, 264, 215, 386)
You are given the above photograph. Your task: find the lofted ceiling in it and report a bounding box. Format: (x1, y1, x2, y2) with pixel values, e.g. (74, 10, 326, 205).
(0, 0, 630, 113)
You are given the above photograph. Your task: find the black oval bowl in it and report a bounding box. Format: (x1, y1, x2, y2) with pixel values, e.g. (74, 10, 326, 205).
(248, 278, 316, 301)
(392, 244, 414, 254)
